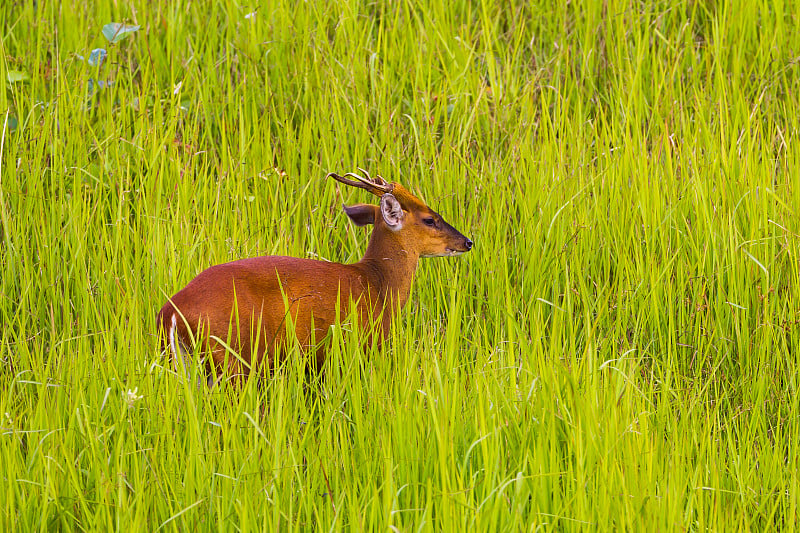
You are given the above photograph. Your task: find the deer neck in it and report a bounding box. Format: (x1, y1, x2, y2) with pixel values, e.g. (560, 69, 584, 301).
(357, 225, 420, 310)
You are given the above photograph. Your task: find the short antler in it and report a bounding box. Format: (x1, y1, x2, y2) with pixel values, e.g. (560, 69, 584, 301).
(327, 167, 394, 197)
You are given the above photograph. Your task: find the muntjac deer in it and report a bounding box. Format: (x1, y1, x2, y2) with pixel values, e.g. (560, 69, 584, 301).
(157, 169, 472, 381)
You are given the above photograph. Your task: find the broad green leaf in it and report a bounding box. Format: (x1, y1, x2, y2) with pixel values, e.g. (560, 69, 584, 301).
(7, 71, 28, 83)
(88, 48, 107, 67)
(102, 23, 140, 43)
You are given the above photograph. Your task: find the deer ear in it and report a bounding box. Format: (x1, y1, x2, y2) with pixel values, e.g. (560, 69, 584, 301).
(380, 193, 404, 230)
(343, 203, 378, 226)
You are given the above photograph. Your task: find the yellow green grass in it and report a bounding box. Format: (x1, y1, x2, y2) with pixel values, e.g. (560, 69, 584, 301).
(1, 0, 799, 529)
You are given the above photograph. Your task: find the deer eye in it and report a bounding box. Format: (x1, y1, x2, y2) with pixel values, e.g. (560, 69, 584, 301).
(422, 217, 436, 227)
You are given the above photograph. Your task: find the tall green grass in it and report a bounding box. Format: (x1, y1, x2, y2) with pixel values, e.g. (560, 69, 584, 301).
(1, 0, 799, 529)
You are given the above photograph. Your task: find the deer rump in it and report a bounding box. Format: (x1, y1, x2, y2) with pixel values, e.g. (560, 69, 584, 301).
(158, 256, 391, 377)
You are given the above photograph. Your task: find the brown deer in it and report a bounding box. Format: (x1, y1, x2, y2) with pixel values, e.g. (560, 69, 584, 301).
(157, 170, 472, 382)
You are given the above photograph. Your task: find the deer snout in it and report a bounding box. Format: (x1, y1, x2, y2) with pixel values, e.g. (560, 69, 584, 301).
(464, 238, 473, 251)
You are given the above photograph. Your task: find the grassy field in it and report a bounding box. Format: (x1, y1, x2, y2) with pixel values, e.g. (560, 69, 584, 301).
(2, 0, 800, 529)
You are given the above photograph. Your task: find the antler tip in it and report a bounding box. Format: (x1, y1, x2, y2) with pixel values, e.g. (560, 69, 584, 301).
(328, 168, 393, 195)
(361, 167, 377, 182)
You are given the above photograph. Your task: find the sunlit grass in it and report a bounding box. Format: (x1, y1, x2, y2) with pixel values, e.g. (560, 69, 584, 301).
(1, 0, 799, 529)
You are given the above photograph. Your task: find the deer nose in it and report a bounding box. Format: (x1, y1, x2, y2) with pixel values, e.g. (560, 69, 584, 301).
(465, 238, 473, 251)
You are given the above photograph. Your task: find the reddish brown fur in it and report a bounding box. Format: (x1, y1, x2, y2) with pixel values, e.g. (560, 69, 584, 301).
(157, 175, 472, 379)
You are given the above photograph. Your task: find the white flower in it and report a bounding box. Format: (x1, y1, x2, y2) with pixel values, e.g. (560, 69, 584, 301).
(124, 388, 144, 408)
